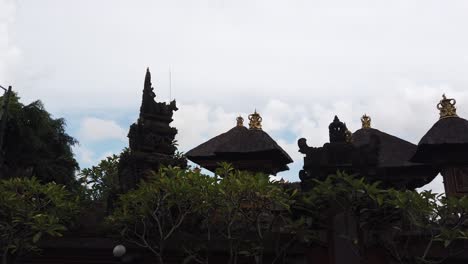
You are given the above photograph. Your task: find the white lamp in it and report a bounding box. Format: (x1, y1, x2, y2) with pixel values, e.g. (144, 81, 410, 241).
(113, 244, 126, 257)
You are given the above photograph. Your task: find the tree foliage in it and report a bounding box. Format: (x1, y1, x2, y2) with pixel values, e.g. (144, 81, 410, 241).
(295, 171, 468, 263)
(0, 177, 80, 264)
(213, 163, 295, 264)
(108, 166, 217, 264)
(107, 164, 295, 264)
(0, 92, 79, 188)
(106, 164, 468, 264)
(78, 153, 120, 202)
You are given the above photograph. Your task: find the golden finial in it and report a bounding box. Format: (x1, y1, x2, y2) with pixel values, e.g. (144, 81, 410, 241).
(236, 116, 244, 127)
(248, 109, 262, 130)
(361, 114, 371, 129)
(437, 94, 457, 119)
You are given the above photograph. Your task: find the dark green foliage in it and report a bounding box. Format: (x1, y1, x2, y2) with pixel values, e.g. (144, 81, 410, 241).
(106, 163, 468, 263)
(214, 163, 295, 264)
(0, 177, 80, 263)
(107, 166, 218, 264)
(107, 164, 295, 264)
(0, 92, 79, 188)
(78, 153, 120, 202)
(294, 172, 468, 263)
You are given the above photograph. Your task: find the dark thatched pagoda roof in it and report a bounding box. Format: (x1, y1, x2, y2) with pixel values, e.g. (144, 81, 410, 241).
(186, 113, 293, 174)
(352, 127, 419, 168)
(417, 117, 468, 145)
(351, 115, 437, 189)
(412, 95, 468, 164)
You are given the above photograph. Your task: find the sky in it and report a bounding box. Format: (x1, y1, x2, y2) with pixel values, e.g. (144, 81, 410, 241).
(2, 0, 468, 193)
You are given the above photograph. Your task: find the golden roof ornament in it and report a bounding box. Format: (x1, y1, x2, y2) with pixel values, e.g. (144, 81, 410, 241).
(248, 110, 262, 130)
(437, 94, 458, 119)
(236, 116, 244, 127)
(361, 114, 371, 129)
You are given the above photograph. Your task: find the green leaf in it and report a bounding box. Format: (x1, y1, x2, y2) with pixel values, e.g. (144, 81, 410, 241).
(32, 232, 42, 243)
(444, 240, 451, 248)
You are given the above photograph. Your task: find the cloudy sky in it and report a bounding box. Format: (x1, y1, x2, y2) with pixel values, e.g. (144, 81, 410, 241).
(2, 0, 468, 193)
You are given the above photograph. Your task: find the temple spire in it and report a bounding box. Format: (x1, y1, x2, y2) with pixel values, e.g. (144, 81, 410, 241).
(140, 68, 156, 116)
(144, 67, 152, 91)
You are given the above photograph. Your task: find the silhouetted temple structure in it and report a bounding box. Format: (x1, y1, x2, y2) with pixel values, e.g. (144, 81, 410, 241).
(298, 115, 437, 191)
(12, 84, 468, 264)
(186, 111, 293, 175)
(413, 94, 468, 196)
(118, 68, 186, 192)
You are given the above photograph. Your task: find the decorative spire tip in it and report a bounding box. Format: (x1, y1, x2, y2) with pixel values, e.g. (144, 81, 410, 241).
(248, 110, 262, 130)
(437, 94, 457, 119)
(361, 114, 371, 129)
(236, 115, 244, 127)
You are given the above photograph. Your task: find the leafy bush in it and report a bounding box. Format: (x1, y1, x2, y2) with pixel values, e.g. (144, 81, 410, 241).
(294, 171, 468, 263)
(0, 177, 80, 263)
(78, 154, 120, 202)
(107, 166, 217, 264)
(107, 164, 295, 264)
(108, 167, 468, 264)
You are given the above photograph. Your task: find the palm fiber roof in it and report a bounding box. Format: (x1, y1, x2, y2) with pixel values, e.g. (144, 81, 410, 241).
(352, 127, 420, 168)
(186, 125, 293, 172)
(412, 116, 468, 164)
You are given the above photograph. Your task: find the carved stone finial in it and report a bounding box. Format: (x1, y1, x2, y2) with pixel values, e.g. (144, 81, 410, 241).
(361, 114, 371, 129)
(329, 115, 348, 143)
(248, 110, 262, 130)
(236, 116, 244, 127)
(345, 130, 353, 143)
(437, 94, 457, 119)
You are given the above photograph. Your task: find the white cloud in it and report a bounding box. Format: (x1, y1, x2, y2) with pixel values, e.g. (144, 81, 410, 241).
(11, 0, 468, 113)
(0, 0, 20, 82)
(11, 0, 467, 193)
(72, 145, 95, 168)
(73, 144, 121, 169)
(78, 117, 127, 142)
(173, 102, 245, 153)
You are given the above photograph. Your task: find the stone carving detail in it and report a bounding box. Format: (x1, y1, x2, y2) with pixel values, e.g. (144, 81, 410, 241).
(329, 116, 348, 143)
(298, 116, 380, 191)
(118, 68, 186, 192)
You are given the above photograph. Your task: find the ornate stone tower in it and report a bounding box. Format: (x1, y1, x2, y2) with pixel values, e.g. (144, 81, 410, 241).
(118, 68, 187, 192)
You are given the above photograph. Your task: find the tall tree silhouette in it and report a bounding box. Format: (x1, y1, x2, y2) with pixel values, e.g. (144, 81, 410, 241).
(0, 92, 79, 187)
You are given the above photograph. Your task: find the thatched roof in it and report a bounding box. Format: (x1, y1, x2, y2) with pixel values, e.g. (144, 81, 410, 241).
(351, 127, 438, 189)
(412, 116, 468, 164)
(352, 127, 420, 168)
(186, 125, 293, 171)
(418, 117, 468, 145)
